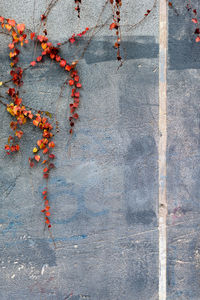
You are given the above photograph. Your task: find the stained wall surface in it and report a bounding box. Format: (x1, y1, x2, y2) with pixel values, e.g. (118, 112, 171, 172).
(167, 0, 200, 299)
(0, 1, 198, 300)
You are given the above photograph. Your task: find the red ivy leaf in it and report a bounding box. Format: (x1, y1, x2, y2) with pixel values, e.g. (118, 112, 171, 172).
(48, 141, 55, 148)
(192, 18, 198, 24)
(36, 56, 42, 62)
(69, 79, 75, 86)
(30, 61, 36, 67)
(30, 32, 35, 40)
(73, 113, 79, 119)
(65, 65, 71, 72)
(196, 36, 200, 42)
(60, 59, 66, 67)
(34, 155, 40, 162)
(76, 82, 82, 88)
(110, 23, 116, 30)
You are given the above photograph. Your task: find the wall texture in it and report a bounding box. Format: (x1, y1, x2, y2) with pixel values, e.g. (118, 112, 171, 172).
(0, 0, 199, 299)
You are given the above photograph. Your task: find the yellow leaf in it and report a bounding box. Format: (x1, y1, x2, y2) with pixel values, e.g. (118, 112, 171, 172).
(45, 111, 52, 118)
(0, 82, 2, 86)
(33, 147, 38, 153)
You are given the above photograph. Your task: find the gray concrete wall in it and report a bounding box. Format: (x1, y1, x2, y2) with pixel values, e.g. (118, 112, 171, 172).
(0, 0, 199, 299)
(167, 0, 200, 299)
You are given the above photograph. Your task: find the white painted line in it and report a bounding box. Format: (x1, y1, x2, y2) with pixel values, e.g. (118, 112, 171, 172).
(159, 1, 168, 300)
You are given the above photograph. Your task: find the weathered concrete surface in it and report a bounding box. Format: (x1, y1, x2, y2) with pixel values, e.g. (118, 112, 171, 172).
(167, 1, 200, 299)
(0, 1, 159, 299)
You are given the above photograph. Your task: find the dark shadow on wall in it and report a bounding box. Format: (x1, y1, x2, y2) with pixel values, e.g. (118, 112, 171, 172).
(84, 36, 158, 64)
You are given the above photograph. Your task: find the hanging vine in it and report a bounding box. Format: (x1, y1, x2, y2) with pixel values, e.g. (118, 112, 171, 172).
(109, 0, 122, 61)
(0, 0, 183, 242)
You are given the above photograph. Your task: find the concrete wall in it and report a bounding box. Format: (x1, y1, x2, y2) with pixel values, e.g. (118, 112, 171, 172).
(0, 0, 199, 299)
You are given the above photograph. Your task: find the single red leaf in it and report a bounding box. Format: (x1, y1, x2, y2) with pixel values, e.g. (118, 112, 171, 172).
(43, 148, 49, 154)
(69, 79, 75, 86)
(36, 56, 42, 62)
(192, 18, 198, 24)
(76, 82, 82, 88)
(34, 155, 40, 162)
(30, 61, 36, 67)
(110, 23, 116, 30)
(48, 141, 55, 148)
(73, 113, 79, 119)
(65, 65, 71, 72)
(60, 59, 66, 67)
(196, 36, 200, 42)
(30, 32, 35, 40)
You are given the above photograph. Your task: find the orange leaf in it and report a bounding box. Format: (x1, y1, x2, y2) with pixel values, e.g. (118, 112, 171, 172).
(48, 141, 55, 148)
(60, 59, 66, 67)
(65, 65, 71, 72)
(30, 61, 36, 66)
(196, 36, 200, 42)
(8, 19, 16, 27)
(110, 23, 116, 30)
(43, 167, 48, 172)
(46, 212, 51, 217)
(34, 155, 40, 162)
(43, 148, 49, 154)
(33, 119, 39, 126)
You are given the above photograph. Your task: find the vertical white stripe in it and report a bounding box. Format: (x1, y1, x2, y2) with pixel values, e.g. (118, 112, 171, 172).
(159, 1, 168, 300)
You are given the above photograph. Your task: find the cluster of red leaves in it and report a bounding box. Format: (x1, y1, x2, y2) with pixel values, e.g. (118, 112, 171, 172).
(74, 0, 82, 18)
(69, 27, 89, 44)
(1, 15, 88, 231)
(30, 33, 82, 134)
(185, 2, 200, 42)
(0, 17, 28, 68)
(0, 16, 56, 229)
(191, 8, 200, 42)
(68, 69, 82, 134)
(109, 0, 122, 61)
(0, 18, 30, 155)
(5, 87, 33, 155)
